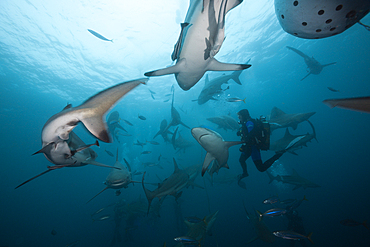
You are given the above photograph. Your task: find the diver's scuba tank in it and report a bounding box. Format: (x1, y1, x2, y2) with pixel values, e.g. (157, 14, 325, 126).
(258, 115, 270, 150)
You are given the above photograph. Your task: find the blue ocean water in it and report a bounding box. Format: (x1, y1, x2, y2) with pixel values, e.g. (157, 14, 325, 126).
(1, 0, 370, 246)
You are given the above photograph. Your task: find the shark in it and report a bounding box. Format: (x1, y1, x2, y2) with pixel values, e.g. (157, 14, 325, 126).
(270, 120, 317, 155)
(207, 115, 239, 131)
(267, 169, 321, 190)
(162, 91, 190, 134)
(86, 151, 140, 203)
(191, 127, 243, 176)
(153, 119, 173, 143)
(286, 46, 336, 81)
(142, 158, 190, 213)
(197, 70, 245, 104)
(15, 131, 119, 189)
(144, 0, 250, 91)
(323, 96, 370, 113)
(171, 127, 195, 153)
(243, 204, 275, 244)
(32, 78, 146, 167)
(107, 111, 127, 143)
(179, 211, 219, 246)
(268, 107, 316, 132)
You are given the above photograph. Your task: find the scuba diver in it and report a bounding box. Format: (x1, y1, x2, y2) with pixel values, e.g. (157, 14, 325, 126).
(237, 109, 286, 183)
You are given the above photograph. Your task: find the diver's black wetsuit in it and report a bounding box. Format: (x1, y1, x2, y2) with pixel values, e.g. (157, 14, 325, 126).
(238, 119, 284, 176)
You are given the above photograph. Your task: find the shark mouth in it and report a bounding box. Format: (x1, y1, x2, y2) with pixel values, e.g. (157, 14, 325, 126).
(198, 133, 210, 140)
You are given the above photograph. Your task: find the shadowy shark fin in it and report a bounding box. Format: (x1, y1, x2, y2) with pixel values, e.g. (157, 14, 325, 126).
(86, 187, 109, 204)
(15, 169, 53, 189)
(300, 72, 311, 81)
(123, 158, 131, 172)
(85, 160, 121, 170)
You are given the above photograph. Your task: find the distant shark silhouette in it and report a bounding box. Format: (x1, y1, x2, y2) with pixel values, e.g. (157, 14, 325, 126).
(197, 69, 246, 104)
(142, 158, 190, 214)
(243, 203, 275, 244)
(32, 78, 147, 167)
(162, 91, 190, 134)
(144, 0, 250, 90)
(15, 132, 118, 189)
(171, 127, 195, 153)
(153, 119, 173, 143)
(323, 96, 370, 113)
(86, 150, 141, 203)
(269, 107, 316, 132)
(107, 111, 127, 143)
(207, 115, 239, 131)
(270, 120, 317, 155)
(267, 169, 321, 190)
(286, 46, 336, 81)
(191, 127, 242, 176)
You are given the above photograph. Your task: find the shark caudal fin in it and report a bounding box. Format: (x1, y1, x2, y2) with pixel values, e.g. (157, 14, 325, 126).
(78, 78, 147, 143)
(142, 172, 156, 214)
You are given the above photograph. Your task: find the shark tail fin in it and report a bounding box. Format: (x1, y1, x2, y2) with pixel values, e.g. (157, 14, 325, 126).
(307, 232, 314, 244)
(142, 172, 155, 214)
(230, 70, 243, 85)
(86, 187, 109, 204)
(80, 79, 147, 143)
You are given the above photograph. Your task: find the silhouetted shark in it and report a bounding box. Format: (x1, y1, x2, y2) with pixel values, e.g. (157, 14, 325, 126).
(145, 0, 250, 90)
(286, 46, 336, 81)
(267, 169, 321, 190)
(269, 107, 315, 132)
(270, 120, 317, 155)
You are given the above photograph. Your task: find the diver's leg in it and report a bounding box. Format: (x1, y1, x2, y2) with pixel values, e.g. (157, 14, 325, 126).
(259, 152, 285, 172)
(238, 146, 251, 178)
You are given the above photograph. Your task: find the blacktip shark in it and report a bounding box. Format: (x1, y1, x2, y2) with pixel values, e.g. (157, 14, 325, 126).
(86, 150, 140, 203)
(267, 169, 321, 190)
(15, 132, 119, 189)
(162, 91, 190, 134)
(286, 46, 336, 81)
(323, 96, 370, 113)
(142, 158, 190, 214)
(191, 127, 243, 176)
(270, 120, 317, 155)
(144, 0, 251, 91)
(197, 68, 246, 104)
(268, 107, 316, 132)
(32, 78, 147, 167)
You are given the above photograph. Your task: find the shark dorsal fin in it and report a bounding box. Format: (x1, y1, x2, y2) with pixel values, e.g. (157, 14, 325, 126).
(173, 158, 180, 173)
(271, 107, 286, 119)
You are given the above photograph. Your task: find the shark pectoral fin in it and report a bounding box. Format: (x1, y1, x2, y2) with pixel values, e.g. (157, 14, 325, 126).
(207, 58, 251, 72)
(15, 169, 53, 189)
(32, 142, 55, 155)
(144, 59, 186, 77)
(81, 116, 111, 143)
(300, 72, 311, 81)
(202, 152, 215, 176)
(225, 141, 244, 149)
(86, 187, 109, 204)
